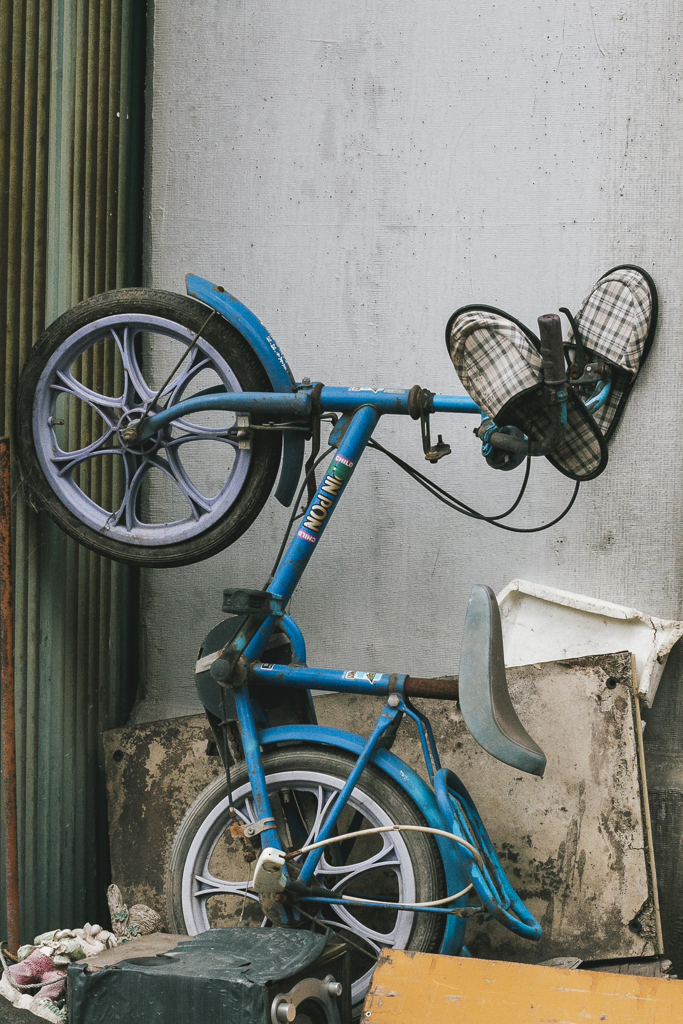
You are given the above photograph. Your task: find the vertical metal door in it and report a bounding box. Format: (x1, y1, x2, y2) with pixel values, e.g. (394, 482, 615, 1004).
(0, 0, 144, 941)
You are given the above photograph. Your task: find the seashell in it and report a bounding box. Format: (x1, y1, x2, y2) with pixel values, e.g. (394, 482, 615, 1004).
(56, 939, 86, 962)
(54, 930, 73, 941)
(128, 905, 162, 936)
(16, 945, 35, 962)
(89, 924, 102, 936)
(33, 931, 58, 945)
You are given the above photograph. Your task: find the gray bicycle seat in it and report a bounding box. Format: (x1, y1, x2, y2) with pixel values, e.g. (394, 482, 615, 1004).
(458, 584, 546, 777)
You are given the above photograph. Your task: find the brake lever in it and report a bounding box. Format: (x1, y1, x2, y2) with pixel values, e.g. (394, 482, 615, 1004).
(419, 391, 452, 462)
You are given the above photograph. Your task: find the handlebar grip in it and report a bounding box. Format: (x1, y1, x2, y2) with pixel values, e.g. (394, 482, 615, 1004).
(537, 313, 566, 386)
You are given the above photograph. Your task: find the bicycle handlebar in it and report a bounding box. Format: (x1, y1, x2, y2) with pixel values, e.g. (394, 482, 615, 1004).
(403, 675, 459, 700)
(478, 313, 568, 458)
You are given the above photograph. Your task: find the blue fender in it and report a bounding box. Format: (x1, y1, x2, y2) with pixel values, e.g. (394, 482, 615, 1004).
(185, 274, 304, 506)
(258, 724, 469, 955)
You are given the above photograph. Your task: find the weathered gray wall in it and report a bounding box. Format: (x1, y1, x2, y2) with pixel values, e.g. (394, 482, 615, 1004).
(136, 0, 683, 724)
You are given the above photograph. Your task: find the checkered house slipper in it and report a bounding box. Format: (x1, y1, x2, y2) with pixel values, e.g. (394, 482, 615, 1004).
(446, 265, 657, 481)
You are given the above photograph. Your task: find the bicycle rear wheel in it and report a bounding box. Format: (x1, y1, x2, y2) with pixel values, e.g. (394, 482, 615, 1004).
(165, 746, 446, 1016)
(16, 289, 281, 567)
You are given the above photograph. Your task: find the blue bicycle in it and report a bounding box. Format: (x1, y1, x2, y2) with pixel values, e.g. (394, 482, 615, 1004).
(16, 267, 657, 1015)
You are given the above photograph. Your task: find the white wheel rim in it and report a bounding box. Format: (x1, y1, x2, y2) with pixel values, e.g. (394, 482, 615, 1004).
(181, 770, 418, 1007)
(33, 314, 251, 546)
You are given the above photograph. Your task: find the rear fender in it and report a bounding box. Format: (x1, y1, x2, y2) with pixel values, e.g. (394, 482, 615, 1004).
(258, 724, 469, 955)
(185, 274, 304, 506)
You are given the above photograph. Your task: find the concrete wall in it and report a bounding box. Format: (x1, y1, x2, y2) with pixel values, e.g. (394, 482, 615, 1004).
(135, 0, 683, 723)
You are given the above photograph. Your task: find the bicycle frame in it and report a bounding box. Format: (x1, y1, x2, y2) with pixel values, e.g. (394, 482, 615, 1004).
(149, 379, 543, 954)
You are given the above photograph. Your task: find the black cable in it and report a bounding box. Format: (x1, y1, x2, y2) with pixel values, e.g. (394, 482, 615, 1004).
(367, 438, 580, 534)
(268, 446, 335, 579)
(367, 438, 530, 521)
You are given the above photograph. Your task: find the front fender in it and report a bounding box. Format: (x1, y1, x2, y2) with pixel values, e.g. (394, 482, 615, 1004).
(185, 274, 304, 506)
(258, 724, 469, 955)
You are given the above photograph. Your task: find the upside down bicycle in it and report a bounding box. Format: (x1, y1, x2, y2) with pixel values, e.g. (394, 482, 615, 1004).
(16, 265, 657, 1016)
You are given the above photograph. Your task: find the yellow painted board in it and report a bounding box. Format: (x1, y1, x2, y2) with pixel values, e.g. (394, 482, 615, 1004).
(364, 951, 683, 1023)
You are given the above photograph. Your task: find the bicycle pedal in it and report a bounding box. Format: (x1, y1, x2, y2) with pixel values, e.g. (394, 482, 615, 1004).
(424, 435, 452, 462)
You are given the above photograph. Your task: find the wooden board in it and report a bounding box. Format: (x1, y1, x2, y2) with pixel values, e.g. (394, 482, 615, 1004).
(364, 950, 683, 1023)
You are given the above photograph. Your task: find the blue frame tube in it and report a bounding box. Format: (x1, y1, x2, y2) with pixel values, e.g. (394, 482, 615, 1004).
(232, 685, 282, 850)
(223, 406, 385, 866)
(140, 387, 480, 439)
(141, 392, 311, 437)
(297, 704, 401, 885)
(280, 614, 307, 664)
(268, 404, 381, 603)
(250, 662, 405, 697)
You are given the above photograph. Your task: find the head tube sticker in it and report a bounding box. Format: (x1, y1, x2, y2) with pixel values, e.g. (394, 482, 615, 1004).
(326, 455, 353, 482)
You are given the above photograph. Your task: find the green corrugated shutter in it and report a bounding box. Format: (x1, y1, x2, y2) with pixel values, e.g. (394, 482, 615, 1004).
(0, 0, 145, 942)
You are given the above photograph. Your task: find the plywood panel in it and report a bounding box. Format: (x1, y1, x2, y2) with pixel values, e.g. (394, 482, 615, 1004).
(364, 950, 683, 1023)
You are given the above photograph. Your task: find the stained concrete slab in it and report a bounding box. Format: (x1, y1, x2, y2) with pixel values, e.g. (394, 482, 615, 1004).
(104, 650, 660, 963)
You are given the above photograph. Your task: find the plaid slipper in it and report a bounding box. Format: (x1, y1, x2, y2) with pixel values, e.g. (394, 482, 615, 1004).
(561, 264, 658, 441)
(446, 304, 608, 481)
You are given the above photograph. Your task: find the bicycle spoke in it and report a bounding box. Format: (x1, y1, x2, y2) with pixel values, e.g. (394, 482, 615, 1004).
(112, 324, 155, 403)
(51, 434, 118, 477)
(192, 874, 259, 902)
(162, 430, 239, 450)
(317, 840, 401, 891)
(163, 349, 214, 405)
(162, 448, 217, 516)
(103, 451, 139, 528)
(115, 453, 205, 531)
(318, 911, 388, 954)
(52, 374, 122, 418)
(328, 902, 400, 946)
(300, 784, 338, 851)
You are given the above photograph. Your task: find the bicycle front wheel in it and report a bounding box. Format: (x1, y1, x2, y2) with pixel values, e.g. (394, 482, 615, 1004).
(16, 289, 281, 566)
(165, 746, 446, 1015)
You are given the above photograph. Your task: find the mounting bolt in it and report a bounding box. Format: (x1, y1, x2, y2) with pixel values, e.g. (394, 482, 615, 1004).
(301, 376, 311, 386)
(387, 694, 400, 708)
(275, 1001, 297, 1022)
(121, 428, 139, 444)
(327, 980, 343, 997)
(211, 658, 232, 683)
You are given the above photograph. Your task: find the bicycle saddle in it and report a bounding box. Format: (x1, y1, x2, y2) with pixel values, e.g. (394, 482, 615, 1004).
(458, 584, 546, 777)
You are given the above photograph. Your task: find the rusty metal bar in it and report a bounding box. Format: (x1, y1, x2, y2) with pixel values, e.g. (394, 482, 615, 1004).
(403, 675, 460, 701)
(0, 438, 20, 952)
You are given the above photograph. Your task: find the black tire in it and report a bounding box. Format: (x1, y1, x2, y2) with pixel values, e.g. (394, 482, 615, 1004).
(165, 745, 446, 1015)
(16, 289, 281, 567)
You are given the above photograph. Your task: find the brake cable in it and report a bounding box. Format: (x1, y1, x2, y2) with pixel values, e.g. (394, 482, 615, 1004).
(368, 437, 580, 534)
